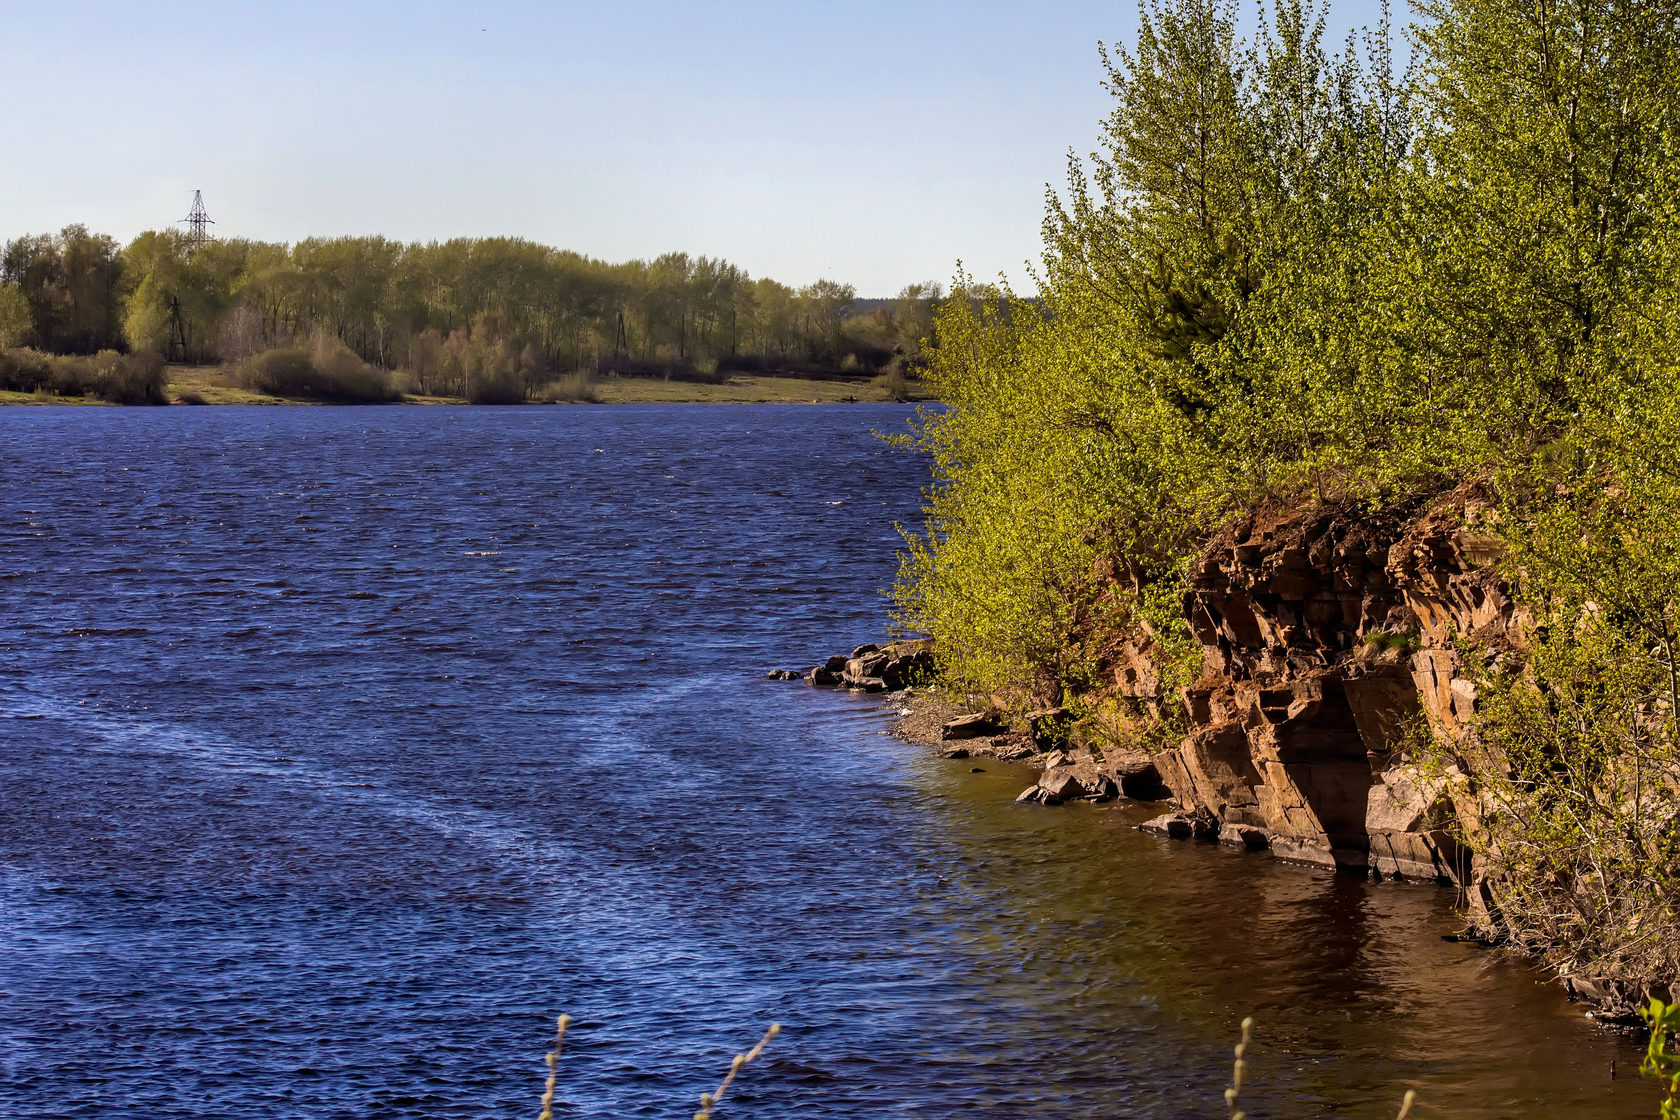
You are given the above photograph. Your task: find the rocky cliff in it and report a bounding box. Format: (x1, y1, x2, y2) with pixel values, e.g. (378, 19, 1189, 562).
(1065, 487, 1519, 890)
(871, 488, 1668, 1010)
(809, 489, 1516, 886)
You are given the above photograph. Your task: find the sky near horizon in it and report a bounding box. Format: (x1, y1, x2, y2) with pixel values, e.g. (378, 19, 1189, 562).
(3, 0, 1395, 296)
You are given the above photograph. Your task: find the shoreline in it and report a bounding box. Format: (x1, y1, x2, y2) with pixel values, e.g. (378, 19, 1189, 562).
(0, 366, 932, 408)
(789, 640, 1646, 1027)
(881, 681, 1643, 1025)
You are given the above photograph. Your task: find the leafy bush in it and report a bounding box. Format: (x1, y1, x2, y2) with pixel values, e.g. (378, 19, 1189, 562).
(897, 0, 1680, 690)
(1644, 999, 1680, 1119)
(0, 347, 166, 403)
(238, 348, 311, 395)
(47, 355, 92, 397)
(91, 350, 167, 404)
(870, 368, 910, 401)
(0, 348, 54, 393)
(238, 340, 396, 403)
(538, 372, 598, 403)
(466, 366, 525, 405)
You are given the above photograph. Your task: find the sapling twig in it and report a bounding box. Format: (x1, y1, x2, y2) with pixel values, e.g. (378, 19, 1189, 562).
(695, 1022, 782, 1120)
(537, 1013, 571, 1120)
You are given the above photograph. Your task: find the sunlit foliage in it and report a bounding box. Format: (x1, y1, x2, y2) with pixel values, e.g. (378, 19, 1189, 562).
(897, 0, 1680, 982)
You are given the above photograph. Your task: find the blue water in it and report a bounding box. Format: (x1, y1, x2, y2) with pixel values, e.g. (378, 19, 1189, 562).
(0, 406, 1653, 1118)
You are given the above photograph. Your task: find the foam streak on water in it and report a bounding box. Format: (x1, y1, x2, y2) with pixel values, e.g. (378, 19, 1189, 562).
(0, 405, 1651, 1118)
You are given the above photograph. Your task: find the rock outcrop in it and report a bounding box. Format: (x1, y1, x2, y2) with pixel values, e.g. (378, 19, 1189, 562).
(1125, 487, 1511, 882)
(792, 489, 1510, 888)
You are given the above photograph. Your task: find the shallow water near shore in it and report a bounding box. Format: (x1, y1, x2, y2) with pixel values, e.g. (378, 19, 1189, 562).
(0, 405, 1654, 1118)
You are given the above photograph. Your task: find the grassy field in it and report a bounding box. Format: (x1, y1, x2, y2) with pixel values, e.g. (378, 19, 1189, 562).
(0, 366, 929, 406)
(0, 389, 111, 406)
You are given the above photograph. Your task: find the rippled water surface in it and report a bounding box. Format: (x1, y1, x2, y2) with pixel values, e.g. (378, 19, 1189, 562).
(0, 406, 1653, 1118)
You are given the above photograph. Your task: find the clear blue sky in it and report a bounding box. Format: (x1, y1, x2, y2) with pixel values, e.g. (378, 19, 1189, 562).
(1, 0, 1396, 296)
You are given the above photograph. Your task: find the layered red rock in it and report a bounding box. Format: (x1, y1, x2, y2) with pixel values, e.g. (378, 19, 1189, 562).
(1129, 488, 1507, 881)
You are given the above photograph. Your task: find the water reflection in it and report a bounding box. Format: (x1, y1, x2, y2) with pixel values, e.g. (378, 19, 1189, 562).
(911, 756, 1651, 1117)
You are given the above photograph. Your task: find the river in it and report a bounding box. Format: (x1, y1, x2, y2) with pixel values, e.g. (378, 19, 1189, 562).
(0, 405, 1654, 1118)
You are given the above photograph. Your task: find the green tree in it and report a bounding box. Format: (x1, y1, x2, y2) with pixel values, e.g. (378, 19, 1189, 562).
(0, 283, 34, 347)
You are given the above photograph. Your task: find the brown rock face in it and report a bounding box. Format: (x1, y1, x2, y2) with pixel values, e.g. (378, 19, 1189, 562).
(1137, 489, 1507, 880)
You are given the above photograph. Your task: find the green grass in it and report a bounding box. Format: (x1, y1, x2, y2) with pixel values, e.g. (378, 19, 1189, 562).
(0, 388, 113, 406)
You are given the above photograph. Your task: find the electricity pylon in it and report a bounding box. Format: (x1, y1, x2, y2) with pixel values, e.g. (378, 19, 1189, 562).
(180, 190, 214, 248)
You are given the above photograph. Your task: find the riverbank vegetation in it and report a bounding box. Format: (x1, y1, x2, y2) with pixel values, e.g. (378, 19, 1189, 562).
(0, 227, 940, 402)
(0, 347, 169, 404)
(897, 0, 1680, 996)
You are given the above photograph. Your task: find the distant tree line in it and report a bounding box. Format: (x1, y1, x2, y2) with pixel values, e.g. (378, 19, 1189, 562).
(0, 225, 941, 400)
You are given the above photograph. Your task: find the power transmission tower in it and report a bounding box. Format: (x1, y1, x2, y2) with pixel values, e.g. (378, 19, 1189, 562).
(180, 190, 215, 248)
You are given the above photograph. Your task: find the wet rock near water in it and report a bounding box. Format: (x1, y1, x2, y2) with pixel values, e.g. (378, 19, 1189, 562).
(777, 642, 1179, 819)
(768, 639, 935, 694)
(1139, 809, 1220, 841)
(1140, 812, 1195, 839)
(937, 736, 1035, 762)
(940, 710, 1002, 740)
(1109, 748, 1171, 800)
(1220, 822, 1272, 850)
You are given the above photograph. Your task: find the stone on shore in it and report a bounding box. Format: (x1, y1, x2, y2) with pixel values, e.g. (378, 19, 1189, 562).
(1037, 767, 1087, 801)
(1108, 748, 1169, 800)
(787, 639, 936, 691)
(1140, 813, 1193, 839)
(940, 711, 1002, 740)
(1220, 822, 1271, 850)
(847, 652, 890, 680)
(1038, 761, 1117, 802)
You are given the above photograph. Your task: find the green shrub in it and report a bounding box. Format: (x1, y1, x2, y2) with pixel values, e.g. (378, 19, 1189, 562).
(1644, 999, 1680, 1119)
(0, 348, 164, 402)
(238, 342, 396, 403)
(239, 348, 312, 395)
(870, 369, 910, 401)
(0, 348, 53, 393)
(893, 0, 1680, 993)
(90, 350, 167, 405)
(48, 355, 93, 397)
(539, 372, 598, 403)
(467, 366, 525, 405)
